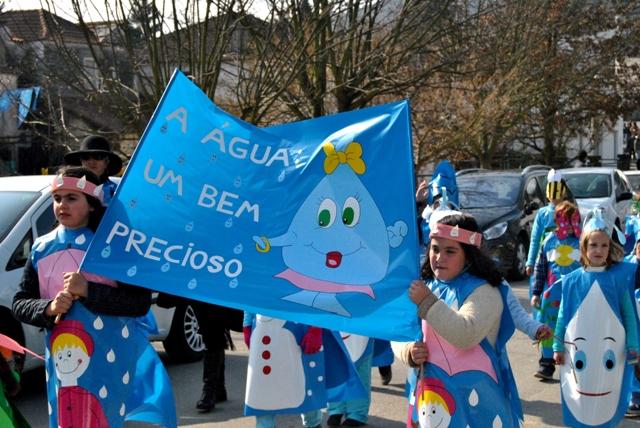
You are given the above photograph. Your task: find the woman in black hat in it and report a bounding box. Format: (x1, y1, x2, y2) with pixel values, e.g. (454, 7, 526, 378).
(64, 135, 123, 206)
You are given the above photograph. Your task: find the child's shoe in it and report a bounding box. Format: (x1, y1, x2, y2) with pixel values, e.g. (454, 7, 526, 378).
(627, 392, 640, 417)
(534, 358, 555, 380)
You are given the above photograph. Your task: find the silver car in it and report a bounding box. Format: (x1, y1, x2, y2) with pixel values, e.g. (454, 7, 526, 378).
(0, 175, 204, 372)
(558, 167, 633, 231)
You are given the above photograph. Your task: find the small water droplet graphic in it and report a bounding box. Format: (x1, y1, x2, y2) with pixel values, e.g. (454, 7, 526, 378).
(101, 246, 111, 258)
(468, 389, 479, 406)
(161, 263, 170, 273)
(99, 386, 108, 398)
(93, 317, 104, 330)
(122, 371, 130, 384)
(188, 278, 198, 289)
(160, 123, 168, 134)
(278, 170, 286, 182)
(228, 278, 238, 288)
(185, 222, 194, 232)
(75, 234, 86, 245)
(127, 266, 137, 277)
(106, 349, 116, 363)
(234, 176, 242, 188)
(233, 244, 243, 254)
(492, 415, 503, 428)
(121, 325, 130, 338)
(225, 218, 233, 228)
(119, 403, 126, 416)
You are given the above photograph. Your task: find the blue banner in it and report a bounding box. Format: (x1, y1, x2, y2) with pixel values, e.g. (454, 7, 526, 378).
(81, 70, 420, 341)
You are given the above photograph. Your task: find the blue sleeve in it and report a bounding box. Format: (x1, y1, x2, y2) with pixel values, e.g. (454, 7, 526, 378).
(533, 248, 548, 296)
(506, 286, 541, 339)
(243, 311, 255, 327)
(621, 290, 639, 352)
(553, 292, 566, 352)
(527, 210, 544, 267)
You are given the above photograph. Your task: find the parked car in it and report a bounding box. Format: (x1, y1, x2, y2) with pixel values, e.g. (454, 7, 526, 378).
(456, 166, 551, 279)
(0, 175, 204, 373)
(558, 167, 633, 231)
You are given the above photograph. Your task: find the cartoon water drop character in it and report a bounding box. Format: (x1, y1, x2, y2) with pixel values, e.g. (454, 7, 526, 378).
(560, 280, 626, 426)
(254, 141, 407, 316)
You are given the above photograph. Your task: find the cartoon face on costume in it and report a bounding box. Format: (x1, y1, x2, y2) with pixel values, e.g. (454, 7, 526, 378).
(281, 165, 389, 284)
(418, 400, 452, 428)
(560, 280, 625, 426)
(54, 345, 90, 381)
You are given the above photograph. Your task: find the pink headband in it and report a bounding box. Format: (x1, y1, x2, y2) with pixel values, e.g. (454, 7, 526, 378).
(430, 223, 482, 247)
(51, 175, 104, 203)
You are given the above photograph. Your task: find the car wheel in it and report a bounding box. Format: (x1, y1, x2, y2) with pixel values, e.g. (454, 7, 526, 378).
(162, 304, 205, 362)
(509, 236, 528, 280)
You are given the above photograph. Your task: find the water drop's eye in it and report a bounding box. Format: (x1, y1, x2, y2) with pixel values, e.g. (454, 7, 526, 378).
(603, 349, 616, 371)
(342, 197, 361, 227)
(574, 350, 587, 372)
(317, 199, 336, 227)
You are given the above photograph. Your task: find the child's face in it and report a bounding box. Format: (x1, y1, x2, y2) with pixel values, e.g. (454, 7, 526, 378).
(429, 237, 466, 281)
(53, 189, 92, 229)
(586, 230, 610, 267)
(635, 242, 640, 259)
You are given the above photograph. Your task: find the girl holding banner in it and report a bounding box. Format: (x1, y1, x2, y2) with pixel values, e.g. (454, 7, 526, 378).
(394, 212, 522, 427)
(12, 167, 176, 427)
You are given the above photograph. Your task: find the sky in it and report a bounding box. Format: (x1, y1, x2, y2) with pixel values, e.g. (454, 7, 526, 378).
(4, 0, 269, 22)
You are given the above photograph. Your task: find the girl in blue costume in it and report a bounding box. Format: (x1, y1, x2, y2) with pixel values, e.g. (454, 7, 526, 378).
(553, 207, 639, 428)
(243, 312, 365, 428)
(12, 167, 175, 428)
(531, 201, 582, 380)
(395, 212, 522, 428)
(525, 169, 570, 277)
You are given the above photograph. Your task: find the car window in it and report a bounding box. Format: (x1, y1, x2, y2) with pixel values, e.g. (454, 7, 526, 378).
(614, 171, 630, 195)
(563, 173, 611, 198)
(6, 230, 31, 271)
(525, 177, 543, 205)
(627, 174, 640, 192)
(35, 202, 56, 236)
(458, 175, 520, 208)
(0, 191, 39, 243)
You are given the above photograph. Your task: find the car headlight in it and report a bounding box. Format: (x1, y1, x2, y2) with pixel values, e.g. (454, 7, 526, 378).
(483, 222, 508, 240)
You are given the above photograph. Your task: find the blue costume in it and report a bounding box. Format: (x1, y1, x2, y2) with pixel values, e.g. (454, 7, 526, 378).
(526, 203, 556, 270)
(243, 313, 365, 428)
(14, 226, 176, 428)
(533, 232, 581, 360)
(406, 273, 522, 428)
(553, 263, 639, 427)
(328, 334, 374, 425)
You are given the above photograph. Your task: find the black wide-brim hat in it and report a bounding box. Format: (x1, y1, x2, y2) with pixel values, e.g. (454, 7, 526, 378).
(64, 135, 123, 176)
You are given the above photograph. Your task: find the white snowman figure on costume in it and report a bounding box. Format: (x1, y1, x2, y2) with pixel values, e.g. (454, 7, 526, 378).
(245, 315, 306, 410)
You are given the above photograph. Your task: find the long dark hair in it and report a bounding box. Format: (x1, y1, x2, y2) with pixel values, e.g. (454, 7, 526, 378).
(55, 166, 106, 231)
(421, 213, 503, 287)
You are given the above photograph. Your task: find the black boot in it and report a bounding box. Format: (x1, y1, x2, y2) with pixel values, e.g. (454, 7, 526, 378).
(196, 350, 224, 412)
(215, 349, 227, 402)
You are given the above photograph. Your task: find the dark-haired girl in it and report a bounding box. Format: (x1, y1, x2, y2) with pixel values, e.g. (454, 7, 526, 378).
(393, 212, 522, 427)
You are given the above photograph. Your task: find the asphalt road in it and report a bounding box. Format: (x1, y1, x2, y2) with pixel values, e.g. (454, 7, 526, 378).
(11, 279, 640, 427)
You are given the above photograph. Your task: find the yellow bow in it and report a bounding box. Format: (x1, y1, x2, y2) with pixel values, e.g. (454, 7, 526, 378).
(322, 142, 366, 175)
